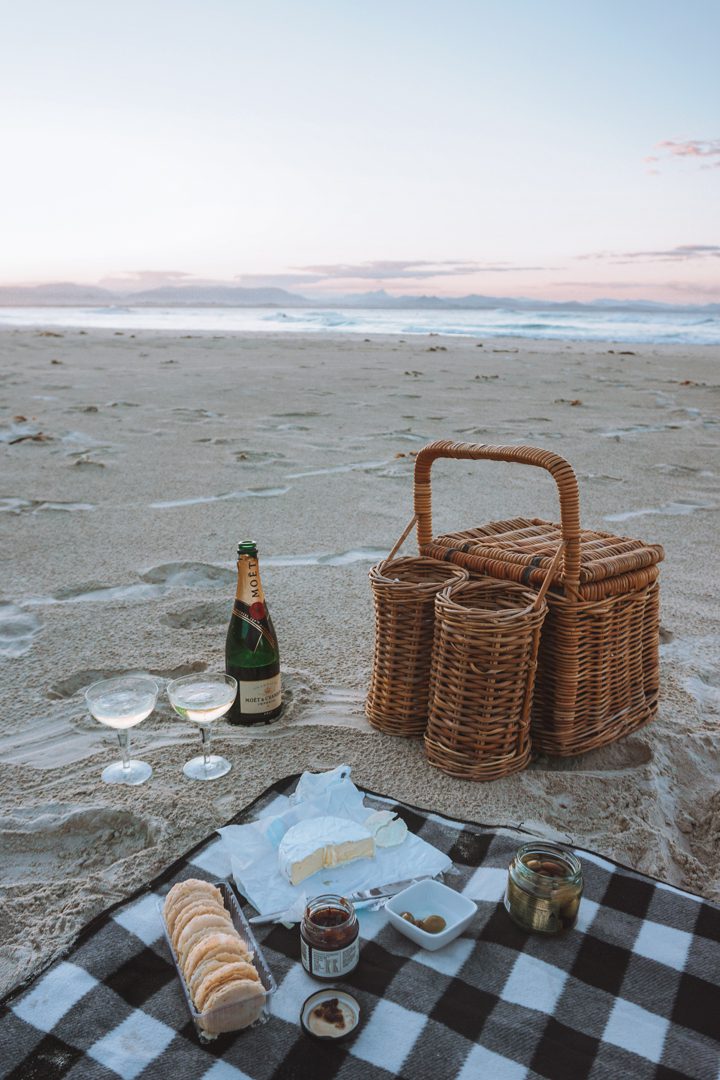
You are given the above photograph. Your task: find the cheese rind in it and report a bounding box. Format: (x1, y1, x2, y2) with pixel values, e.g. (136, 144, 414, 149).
(278, 816, 375, 885)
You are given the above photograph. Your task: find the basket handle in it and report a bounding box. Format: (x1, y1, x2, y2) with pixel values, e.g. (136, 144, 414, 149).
(413, 440, 581, 596)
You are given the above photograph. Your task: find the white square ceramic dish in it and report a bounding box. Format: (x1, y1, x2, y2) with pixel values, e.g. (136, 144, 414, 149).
(385, 879, 477, 951)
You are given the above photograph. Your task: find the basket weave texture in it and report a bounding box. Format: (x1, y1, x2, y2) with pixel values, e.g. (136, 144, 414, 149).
(366, 556, 468, 736)
(425, 578, 547, 780)
(414, 441, 664, 757)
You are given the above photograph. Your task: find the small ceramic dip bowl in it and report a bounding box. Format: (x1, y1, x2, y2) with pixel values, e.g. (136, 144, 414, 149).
(385, 880, 477, 951)
(300, 989, 360, 1042)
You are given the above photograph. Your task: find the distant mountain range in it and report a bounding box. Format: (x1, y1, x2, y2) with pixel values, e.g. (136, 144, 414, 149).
(0, 281, 717, 314)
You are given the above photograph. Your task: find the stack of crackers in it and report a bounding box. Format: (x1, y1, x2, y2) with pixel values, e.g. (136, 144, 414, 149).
(163, 878, 266, 1034)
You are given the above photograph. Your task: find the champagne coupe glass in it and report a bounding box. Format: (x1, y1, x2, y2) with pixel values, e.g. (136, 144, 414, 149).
(166, 672, 236, 781)
(85, 674, 158, 784)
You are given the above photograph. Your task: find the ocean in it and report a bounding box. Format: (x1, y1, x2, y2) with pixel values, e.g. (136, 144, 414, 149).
(0, 305, 718, 345)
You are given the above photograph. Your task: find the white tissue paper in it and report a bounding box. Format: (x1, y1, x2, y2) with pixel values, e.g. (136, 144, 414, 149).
(218, 765, 452, 920)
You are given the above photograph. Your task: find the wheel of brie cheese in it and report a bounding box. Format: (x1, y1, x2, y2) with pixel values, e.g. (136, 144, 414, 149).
(278, 816, 376, 885)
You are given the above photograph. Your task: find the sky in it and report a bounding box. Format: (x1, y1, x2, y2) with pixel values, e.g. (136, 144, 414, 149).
(1, 0, 718, 303)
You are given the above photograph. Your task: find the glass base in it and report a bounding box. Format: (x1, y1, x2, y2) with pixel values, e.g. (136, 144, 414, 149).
(183, 754, 232, 781)
(102, 759, 153, 785)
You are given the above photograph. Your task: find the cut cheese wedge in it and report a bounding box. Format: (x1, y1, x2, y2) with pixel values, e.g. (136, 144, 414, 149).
(278, 816, 375, 885)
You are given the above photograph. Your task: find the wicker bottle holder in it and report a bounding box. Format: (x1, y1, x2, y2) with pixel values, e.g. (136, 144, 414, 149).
(424, 547, 562, 781)
(414, 441, 664, 756)
(366, 518, 469, 736)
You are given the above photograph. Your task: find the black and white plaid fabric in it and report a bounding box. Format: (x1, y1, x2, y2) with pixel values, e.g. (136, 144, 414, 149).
(1, 775, 718, 1080)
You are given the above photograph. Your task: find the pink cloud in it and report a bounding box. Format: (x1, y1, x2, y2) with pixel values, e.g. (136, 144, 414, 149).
(577, 245, 720, 264)
(649, 138, 720, 170)
(294, 259, 551, 281)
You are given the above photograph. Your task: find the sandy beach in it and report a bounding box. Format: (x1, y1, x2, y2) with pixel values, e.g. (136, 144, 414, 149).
(1, 325, 719, 998)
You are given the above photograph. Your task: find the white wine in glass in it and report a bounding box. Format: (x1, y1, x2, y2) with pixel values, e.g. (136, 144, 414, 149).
(85, 675, 158, 784)
(166, 673, 236, 781)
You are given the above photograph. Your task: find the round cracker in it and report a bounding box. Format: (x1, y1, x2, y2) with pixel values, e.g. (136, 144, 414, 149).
(165, 881, 223, 915)
(184, 932, 251, 980)
(203, 976, 265, 1013)
(164, 882, 222, 928)
(164, 880, 222, 922)
(165, 888, 225, 936)
(171, 900, 230, 948)
(198, 979, 265, 1035)
(188, 949, 254, 998)
(176, 914, 236, 967)
(195, 961, 260, 1012)
(185, 943, 252, 988)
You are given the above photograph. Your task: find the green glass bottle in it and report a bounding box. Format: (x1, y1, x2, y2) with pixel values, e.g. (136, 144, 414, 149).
(225, 541, 282, 725)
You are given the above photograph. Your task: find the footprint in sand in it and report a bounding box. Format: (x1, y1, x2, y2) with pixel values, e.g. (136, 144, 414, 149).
(651, 463, 715, 478)
(2, 662, 207, 770)
(577, 473, 624, 484)
(0, 805, 165, 884)
(0, 498, 94, 515)
(531, 737, 652, 774)
(599, 423, 683, 438)
(71, 456, 106, 469)
(292, 684, 369, 732)
(48, 660, 208, 700)
(28, 553, 385, 613)
(0, 420, 49, 444)
(285, 460, 389, 479)
(150, 486, 289, 509)
(264, 547, 389, 567)
(230, 449, 286, 462)
(171, 407, 222, 421)
(604, 502, 717, 523)
(161, 601, 228, 630)
(55, 431, 117, 457)
(30, 563, 235, 607)
(271, 411, 327, 419)
(261, 422, 311, 432)
(662, 635, 720, 715)
(0, 604, 41, 658)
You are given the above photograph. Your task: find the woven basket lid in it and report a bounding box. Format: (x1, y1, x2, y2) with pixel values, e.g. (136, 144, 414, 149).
(427, 517, 664, 588)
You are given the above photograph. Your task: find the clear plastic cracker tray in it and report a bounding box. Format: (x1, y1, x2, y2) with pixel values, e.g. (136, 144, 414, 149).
(158, 880, 277, 1040)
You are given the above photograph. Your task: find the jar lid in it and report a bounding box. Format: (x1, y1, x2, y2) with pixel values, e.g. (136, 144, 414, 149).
(300, 989, 361, 1042)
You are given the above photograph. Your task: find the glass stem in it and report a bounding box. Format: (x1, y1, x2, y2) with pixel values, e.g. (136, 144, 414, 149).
(200, 725, 211, 768)
(117, 729, 130, 771)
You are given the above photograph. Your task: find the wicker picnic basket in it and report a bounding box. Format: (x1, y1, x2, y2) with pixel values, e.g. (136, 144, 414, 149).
(425, 555, 558, 780)
(366, 541, 468, 736)
(415, 441, 664, 757)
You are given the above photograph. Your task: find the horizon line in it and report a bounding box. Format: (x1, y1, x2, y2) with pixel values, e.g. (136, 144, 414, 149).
(0, 279, 718, 311)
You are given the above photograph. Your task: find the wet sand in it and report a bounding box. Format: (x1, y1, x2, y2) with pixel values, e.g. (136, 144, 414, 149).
(1, 326, 719, 996)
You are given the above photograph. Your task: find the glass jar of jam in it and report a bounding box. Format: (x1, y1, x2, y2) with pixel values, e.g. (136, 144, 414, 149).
(301, 895, 359, 980)
(504, 842, 583, 934)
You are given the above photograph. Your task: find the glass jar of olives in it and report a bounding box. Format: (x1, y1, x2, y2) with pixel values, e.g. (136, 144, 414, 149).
(504, 842, 583, 934)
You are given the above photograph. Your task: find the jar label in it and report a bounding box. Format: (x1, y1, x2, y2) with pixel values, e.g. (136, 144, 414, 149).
(239, 675, 282, 714)
(301, 937, 359, 978)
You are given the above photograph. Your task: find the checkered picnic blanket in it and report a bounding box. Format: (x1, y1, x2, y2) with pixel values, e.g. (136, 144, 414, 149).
(1, 775, 719, 1080)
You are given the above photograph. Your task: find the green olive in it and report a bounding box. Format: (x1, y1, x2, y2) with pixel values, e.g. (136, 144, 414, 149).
(399, 911, 417, 925)
(418, 914, 446, 934)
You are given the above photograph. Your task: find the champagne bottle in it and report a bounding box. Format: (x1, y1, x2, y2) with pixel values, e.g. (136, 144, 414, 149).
(225, 541, 282, 724)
